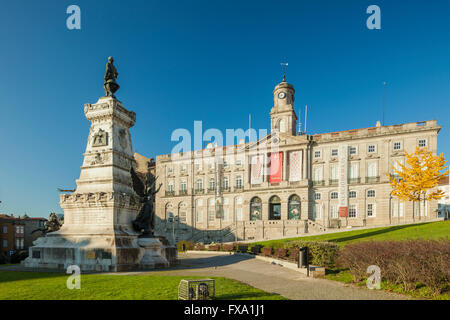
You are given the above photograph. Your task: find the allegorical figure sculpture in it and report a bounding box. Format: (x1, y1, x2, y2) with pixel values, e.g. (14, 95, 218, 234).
(104, 56, 120, 97)
(31, 212, 64, 235)
(130, 167, 162, 237)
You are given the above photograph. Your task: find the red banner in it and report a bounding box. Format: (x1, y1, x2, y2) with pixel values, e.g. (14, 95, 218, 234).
(339, 207, 348, 218)
(269, 152, 283, 183)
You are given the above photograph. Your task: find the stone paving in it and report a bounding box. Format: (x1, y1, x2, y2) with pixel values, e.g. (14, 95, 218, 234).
(129, 252, 411, 300)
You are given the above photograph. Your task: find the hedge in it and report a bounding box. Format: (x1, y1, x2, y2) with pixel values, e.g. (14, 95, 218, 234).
(284, 241, 340, 267)
(336, 239, 450, 294)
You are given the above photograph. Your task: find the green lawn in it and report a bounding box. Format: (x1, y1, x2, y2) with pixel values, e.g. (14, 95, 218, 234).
(253, 221, 449, 248)
(0, 271, 286, 300)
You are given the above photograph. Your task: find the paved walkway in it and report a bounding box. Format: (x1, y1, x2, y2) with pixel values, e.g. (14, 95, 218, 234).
(127, 252, 410, 300)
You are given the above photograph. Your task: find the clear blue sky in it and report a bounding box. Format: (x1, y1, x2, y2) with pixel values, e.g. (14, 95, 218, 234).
(1, 0, 449, 217)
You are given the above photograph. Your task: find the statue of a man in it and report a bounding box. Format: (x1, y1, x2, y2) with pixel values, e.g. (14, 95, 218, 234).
(104, 56, 120, 97)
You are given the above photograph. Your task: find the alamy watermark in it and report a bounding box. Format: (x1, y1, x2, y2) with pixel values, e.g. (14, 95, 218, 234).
(66, 265, 81, 289)
(366, 265, 381, 290)
(66, 5, 81, 30)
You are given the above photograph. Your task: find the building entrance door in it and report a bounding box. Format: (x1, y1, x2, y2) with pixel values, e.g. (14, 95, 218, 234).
(269, 196, 281, 220)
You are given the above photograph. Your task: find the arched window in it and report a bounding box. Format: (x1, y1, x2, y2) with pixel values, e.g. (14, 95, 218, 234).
(250, 197, 262, 221)
(165, 203, 173, 221)
(222, 176, 229, 189)
(288, 195, 301, 220)
(195, 179, 203, 191)
(235, 175, 243, 188)
(178, 202, 187, 223)
(278, 118, 286, 133)
(269, 195, 281, 220)
(209, 178, 215, 191)
(349, 191, 357, 198)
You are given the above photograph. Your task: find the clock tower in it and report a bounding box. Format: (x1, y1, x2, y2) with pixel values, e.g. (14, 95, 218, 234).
(270, 75, 297, 135)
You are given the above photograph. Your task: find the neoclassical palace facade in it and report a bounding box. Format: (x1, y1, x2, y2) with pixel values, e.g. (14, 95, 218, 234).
(153, 77, 441, 243)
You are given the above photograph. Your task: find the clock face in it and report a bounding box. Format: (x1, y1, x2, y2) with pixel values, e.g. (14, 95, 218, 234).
(278, 92, 286, 99)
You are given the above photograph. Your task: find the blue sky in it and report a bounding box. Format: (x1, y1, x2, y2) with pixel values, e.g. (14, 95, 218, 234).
(1, 0, 449, 217)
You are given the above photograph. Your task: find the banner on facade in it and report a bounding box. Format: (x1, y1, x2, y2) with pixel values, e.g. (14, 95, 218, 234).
(339, 207, 348, 218)
(289, 150, 303, 182)
(269, 152, 283, 183)
(338, 144, 348, 212)
(251, 154, 264, 184)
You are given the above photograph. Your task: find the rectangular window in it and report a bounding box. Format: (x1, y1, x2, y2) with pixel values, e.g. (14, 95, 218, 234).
(2, 240, 7, 248)
(314, 150, 321, 158)
(314, 204, 322, 219)
(2, 226, 7, 234)
(418, 139, 427, 147)
(349, 147, 357, 155)
(180, 181, 187, 191)
(393, 142, 401, 150)
(331, 149, 338, 157)
(349, 205, 357, 218)
(330, 204, 339, 219)
(167, 166, 173, 174)
(368, 145, 376, 153)
(207, 210, 215, 222)
(367, 162, 377, 177)
(235, 176, 243, 188)
(349, 162, 359, 179)
(236, 159, 242, 166)
(235, 208, 242, 221)
(313, 166, 323, 182)
(367, 203, 376, 217)
(196, 210, 203, 223)
(179, 212, 187, 223)
(330, 164, 338, 180)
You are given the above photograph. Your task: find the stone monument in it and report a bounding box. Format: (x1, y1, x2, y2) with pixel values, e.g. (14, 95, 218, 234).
(23, 58, 174, 271)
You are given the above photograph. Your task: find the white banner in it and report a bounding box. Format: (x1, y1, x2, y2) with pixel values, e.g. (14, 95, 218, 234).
(289, 150, 303, 182)
(251, 154, 264, 184)
(338, 145, 348, 208)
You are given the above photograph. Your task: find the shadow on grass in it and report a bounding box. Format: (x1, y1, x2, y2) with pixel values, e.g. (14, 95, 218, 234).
(328, 222, 431, 244)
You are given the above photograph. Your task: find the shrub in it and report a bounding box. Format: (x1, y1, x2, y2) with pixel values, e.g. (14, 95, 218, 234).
(262, 247, 272, 256)
(285, 241, 339, 267)
(208, 244, 221, 251)
(194, 243, 205, 251)
(0, 253, 8, 264)
(336, 239, 450, 294)
(274, 248, 288, 259)
(222, 244, 235, 252)
(236, 244, 249, 253)
(250, 245, 263, 254)
(10, 251, 28, 264)
(288, 248, 299, 261)
(176, 240, 194, 252)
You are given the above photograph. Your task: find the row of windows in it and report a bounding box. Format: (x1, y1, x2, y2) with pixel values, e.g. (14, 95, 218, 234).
(314, 190, 376, 200)
(314, 203, 376, 219)
(314, 139, 428, 159)
(167, 176, 243, 192)
(2, 226, 25, 234)
(167, 159, 244, 174)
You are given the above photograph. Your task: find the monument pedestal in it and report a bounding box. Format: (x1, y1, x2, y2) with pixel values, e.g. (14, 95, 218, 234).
(138, 237, 169, 269)
(23, 96, 173, 272)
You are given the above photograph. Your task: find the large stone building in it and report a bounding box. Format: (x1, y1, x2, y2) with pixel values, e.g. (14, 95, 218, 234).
(154, 77, 442, 244)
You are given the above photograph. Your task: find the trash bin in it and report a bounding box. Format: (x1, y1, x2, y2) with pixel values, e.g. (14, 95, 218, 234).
(298, 246, 309, 268)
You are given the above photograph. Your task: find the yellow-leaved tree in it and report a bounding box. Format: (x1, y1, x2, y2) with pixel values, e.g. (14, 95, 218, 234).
(388, 147, 448, 219)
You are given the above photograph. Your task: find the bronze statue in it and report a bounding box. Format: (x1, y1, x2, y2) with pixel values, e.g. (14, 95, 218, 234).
(31, 212, 63, 235)
(130, 167, 162, 237)
(104, 56, 120, 97)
